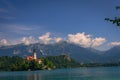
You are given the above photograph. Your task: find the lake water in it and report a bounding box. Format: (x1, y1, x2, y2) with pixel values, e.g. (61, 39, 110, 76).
(0, 67, 120, 80)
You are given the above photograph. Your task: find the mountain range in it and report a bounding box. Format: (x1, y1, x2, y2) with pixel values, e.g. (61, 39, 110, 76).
(0, 42, 120, 63)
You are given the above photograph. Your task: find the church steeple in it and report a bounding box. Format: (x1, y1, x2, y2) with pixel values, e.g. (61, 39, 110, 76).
(33, 49, 37, 60)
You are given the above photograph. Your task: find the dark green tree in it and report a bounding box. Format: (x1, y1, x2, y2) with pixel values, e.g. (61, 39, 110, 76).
(29, 60, 40, 70)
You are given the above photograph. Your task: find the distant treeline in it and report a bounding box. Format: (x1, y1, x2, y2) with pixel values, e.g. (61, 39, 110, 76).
(0, 55, 120, 71)
(79, 63, 120, 67)
(45, 55, 80, 68)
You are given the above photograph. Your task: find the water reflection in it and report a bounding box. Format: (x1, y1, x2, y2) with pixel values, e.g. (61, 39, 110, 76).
(26, 69, 73, 80)
(1, 67, 120, 80)
(26, 71, 41, 80)
(27, 72, 39, 80)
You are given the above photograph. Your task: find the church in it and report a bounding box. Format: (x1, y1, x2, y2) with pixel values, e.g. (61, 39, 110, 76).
(26, 49, 42, 64)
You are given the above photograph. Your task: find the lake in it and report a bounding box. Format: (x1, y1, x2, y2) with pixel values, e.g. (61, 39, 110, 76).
(0, 67, 120, 80)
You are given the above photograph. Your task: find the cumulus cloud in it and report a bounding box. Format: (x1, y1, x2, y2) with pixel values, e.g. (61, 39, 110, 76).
(0, 32, 106, 48)
(91, 38, 106, 47)
(21, 36, 36, 45)
(0, 39, 8, 46)
(38, 32, 52, 44)
(108, 42, 120, 46)
(54, 37, 63, 43)
(68, 32, 106, 48)
(68, 32, 91, 47)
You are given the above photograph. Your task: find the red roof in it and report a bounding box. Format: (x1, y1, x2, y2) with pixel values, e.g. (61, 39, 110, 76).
(26, 56, 34, 61)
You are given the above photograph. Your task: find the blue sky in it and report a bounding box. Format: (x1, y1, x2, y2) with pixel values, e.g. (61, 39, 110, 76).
(0, 0, 120, 51)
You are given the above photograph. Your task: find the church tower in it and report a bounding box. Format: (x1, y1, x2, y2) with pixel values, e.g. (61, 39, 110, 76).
(33, 49, 37, 60)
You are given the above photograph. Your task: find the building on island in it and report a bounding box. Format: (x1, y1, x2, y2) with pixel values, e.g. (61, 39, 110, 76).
(26, 49, 42, 64)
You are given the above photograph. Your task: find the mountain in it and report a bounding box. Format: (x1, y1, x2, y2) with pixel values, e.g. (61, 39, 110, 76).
(103, 46, 120, 63)
(0, 42, 120, 63)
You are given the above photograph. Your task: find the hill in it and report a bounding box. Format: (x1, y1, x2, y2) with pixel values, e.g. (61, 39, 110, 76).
(103, 46, 120, 63)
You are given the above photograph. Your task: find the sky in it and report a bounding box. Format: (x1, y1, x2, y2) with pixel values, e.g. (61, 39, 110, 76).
(0, 0, 120, 51)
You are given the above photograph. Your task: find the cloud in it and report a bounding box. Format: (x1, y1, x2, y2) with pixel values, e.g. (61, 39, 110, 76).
(108, 42, 120, 46)
(54, 37, 63, 43)
(0, 36, 37, 46)
(91, 38, 106, 47)
(0, 24, 36, 36)
(0, 24, 33, 31)
(68, 32, 91, 47)
(0, 32, 106, 49)
(21, 36, 37, 45)
(0, 39, 9, 46)
(68, 32, 106, 48)
(38, 32, 52, 44)
(9, 24, 34, 31)
(0, 24, 50, 40)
